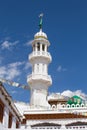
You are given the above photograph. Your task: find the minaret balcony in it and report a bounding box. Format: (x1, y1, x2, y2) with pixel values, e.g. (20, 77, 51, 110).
(27, 74, 52, 86)
(29, 51, 52, 63)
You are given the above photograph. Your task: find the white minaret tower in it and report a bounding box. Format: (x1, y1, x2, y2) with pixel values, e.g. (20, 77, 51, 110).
(27, 14, 52, 108)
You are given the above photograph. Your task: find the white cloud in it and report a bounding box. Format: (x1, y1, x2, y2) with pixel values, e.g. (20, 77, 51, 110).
(11, 90, 17, 94)
(61, 90, 73, 97)
(0, 61, 24, 80)
(0, 66, 6, 76)
(0, 61, 32, 81)
(6, 67, 21, 80)
(57, 65, 67, 72)
(1, 40, 19, 50)
(24, 62, 32, 70)
(8, 61, 25, 68)
(0, 56, 4, 64)
(25, 40, 33, 46)
(48, 90, 87, 101)
(61, 90, 87, 100)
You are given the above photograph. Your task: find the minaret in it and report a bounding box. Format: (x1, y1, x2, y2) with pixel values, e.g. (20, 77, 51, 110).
(27, 14, 52, 108)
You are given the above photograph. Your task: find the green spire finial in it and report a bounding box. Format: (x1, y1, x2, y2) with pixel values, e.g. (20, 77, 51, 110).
(39, 13, 43, 30)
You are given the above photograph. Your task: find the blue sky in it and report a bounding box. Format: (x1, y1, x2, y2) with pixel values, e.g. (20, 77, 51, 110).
(0, 0, 87, 102)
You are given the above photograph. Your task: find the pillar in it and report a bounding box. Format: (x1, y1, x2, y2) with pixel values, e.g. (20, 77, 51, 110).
(3, 106, 9, 128)
(11, 116, 16, 128)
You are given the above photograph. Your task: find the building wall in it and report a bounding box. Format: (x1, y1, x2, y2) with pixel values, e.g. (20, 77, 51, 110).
(0, 123, 87, 130)
(0, 84, 21, 129)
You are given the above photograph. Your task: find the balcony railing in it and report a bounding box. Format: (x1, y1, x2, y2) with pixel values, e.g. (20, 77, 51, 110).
(27, 74, 52, 85)
(29, 51, 52, 62)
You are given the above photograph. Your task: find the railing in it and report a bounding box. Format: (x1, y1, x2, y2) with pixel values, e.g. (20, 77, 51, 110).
(0, 124, 87, 130)
(49, 104, 87, 110)
(29, 51, 52, 61)
(28, 74, 52, 82)
(66, 125, 87, 129)
(32, 126, 61, 129)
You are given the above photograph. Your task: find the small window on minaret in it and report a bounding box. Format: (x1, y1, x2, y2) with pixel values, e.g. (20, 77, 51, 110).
(42, 44, 45, 51)
(37, 42, 40, 51)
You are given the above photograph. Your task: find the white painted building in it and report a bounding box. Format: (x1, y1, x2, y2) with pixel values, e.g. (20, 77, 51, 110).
(0, 82, 21, 129)
(0, 15, 87, 130)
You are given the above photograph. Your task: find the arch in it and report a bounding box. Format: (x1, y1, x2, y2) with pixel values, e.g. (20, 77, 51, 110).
(37, 42, 40, 51)
(42, 44, 45, 51)
(71, 104, 75, 107)
(66, 104, 70, 108)
(31, 122, 61, 127)
(52, 104, 56, 110)
(76, 104, 80, 107)
(81, 103, 85, 107)
(62, 104, 66, 108)
(66, 121, 87, 126)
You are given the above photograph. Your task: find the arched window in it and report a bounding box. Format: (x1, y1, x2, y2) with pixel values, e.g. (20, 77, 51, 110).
(37, 42, 40, 51)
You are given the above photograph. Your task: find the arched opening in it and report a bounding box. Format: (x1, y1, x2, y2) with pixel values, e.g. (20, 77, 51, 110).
(37, 42, 40, 51)
(42, 44, 45, 51)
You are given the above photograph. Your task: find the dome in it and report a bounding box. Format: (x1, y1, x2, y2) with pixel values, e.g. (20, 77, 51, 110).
(34, 30, 47, 40)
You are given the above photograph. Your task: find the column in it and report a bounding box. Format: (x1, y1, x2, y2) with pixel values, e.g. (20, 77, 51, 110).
(11, 116, 16, 128)
(45, 44, 47, 52)
(39, 63, 42, 74)
(35, 43, 37, 52)
(40, 43, 42, 52)
(44, 64, 47, 74)
(3, 106, 9, 128)
(34, 64, 37, 74)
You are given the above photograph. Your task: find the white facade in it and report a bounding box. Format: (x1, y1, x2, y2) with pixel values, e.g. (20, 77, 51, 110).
(0, 83, 21, 129)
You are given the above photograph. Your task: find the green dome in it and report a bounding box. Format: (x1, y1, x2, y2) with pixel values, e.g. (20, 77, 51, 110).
(67, 95, 82, 105)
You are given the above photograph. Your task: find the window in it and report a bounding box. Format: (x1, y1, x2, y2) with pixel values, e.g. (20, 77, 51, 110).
(37, 43, 40, 51)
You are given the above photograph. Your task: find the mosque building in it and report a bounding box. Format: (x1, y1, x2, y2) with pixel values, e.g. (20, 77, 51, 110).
(0, 15, 87, 130)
